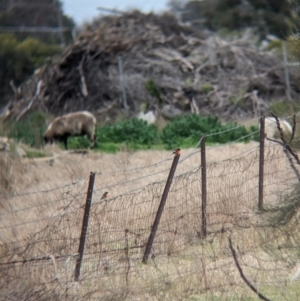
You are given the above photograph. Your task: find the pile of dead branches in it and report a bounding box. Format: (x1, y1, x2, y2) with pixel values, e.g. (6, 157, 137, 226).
(1, 11, 299, 122)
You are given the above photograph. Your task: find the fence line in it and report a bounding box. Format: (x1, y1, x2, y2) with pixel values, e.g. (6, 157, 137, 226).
(0, 120, 299, 300)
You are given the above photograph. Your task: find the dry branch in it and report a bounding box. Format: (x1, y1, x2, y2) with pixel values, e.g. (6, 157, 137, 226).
(78, 55, 88, 98)
(1, 11, 299, 121)
(228, 236, 271, 301)
(9, 80, 19, 96)
(269, 113, 300, 181)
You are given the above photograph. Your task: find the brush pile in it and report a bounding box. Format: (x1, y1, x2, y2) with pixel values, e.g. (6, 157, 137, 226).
(1, 11, 299, 122)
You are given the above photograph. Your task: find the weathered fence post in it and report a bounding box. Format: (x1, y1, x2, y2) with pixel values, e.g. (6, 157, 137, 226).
(258, 116, 265, 211)
(282, 41, 292, 101)
(142, 152, 180, 264)
(201, 137, 207, 238)
(74, 171, 95, 281)
(118, 56, 129, 117)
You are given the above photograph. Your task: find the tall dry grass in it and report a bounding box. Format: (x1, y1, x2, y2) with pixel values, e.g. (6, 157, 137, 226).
(0, 141, 300, 300)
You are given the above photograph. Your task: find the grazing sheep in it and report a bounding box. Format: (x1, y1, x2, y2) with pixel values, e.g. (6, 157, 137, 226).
(263, 117, 293, 143)
(44, 111, 97, 150)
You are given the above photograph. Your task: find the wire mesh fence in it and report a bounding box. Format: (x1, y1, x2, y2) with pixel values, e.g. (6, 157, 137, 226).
(0, 124, 300, 300)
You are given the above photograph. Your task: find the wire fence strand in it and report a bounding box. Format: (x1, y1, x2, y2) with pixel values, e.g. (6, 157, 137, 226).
(0, 131, 300, 300)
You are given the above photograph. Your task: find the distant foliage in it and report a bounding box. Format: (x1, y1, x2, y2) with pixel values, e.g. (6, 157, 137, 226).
(171, 0, 298, 39)
(0, 34, 61, 101)
(0, 0, 75, 44)
(0, 0, 74, 105)
(161, 114, 258, 149)
(5, 111, 48, 148)
(97, 118, 159, 146)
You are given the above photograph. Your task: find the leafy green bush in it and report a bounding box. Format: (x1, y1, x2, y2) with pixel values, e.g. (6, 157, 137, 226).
(67, 136, 91, 150)
(96, 118, 159, 147)
(95, 142, 120, 153)
(6, 111, 48, 148)
(161, 114, 258, 149)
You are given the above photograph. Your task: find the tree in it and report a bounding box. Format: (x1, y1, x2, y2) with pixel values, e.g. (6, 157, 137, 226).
(0, 0, 75, 45)
(168, 0, 299, 40)
(0, 33, 61, 103)
(0, 0, 75, 106)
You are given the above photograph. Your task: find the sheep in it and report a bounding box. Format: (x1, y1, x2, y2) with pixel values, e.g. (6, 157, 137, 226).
(262, 117, 293, 143)
(43, 111, 97, 150)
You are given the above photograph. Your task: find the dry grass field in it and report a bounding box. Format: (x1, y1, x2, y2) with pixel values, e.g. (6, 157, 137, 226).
(0, 141, 300, 301)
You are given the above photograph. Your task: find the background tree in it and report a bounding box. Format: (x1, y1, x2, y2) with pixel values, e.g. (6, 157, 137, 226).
(168, 0, 299, 40)
(0, 0, 75, 44)
(0, 0, 75, 107)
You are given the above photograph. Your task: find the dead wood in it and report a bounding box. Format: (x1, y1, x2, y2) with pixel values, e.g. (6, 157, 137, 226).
(228, 237, 271, 301)
(2, 11, 300, 122)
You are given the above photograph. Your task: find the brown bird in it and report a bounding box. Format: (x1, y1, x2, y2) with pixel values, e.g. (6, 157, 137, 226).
(172, 148, 181, 156)
(101, 192, 108, 200)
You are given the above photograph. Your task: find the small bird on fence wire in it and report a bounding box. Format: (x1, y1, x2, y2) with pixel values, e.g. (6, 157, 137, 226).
(101, 191, 108, 200)
(172, 148, 181, 156)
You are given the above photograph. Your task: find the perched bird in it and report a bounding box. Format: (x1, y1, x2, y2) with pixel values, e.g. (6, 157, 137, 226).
(172, 148, 181, 156)
(101, 192, 108, 200)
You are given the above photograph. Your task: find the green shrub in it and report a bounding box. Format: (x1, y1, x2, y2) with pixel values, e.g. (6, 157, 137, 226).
(95, 142, 120, 153)
(67, 136, 91, 150)
(161, 114, 258, 149)
(144, 79, 162, 103)
(6, 111, 48, 148)
(96, 118, 159, 147)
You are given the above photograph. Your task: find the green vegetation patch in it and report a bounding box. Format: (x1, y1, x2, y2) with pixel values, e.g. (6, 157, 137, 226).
(25, 149, 47, 158)
(96, 118, 159, 147)
(0, 33, 61, 100)
(144, 79, 162, 103)
(5, 111, 49, 148)
(161, 114, 258, 150)
(3, 113, 259, 152)
(94, 142, 120, 154)
(67, 136, 91, 150)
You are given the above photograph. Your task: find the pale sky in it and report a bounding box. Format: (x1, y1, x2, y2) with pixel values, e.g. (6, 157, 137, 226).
(62, 0, 170, 25)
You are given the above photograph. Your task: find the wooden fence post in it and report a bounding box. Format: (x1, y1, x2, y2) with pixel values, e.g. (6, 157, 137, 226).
(74, 172, 95, 281)
(201, 137, 207, 238)
(258, 116, 265, 211)
(142, 153, 180, 263)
